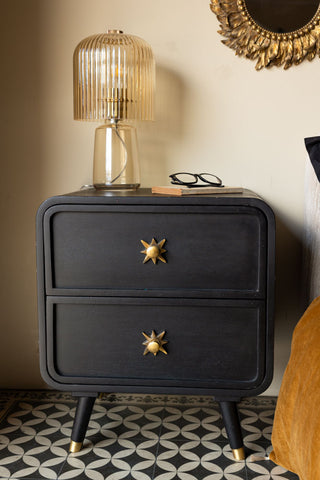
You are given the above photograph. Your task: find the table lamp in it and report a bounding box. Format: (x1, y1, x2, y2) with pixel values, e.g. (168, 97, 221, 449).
(73, 30, 155, 189)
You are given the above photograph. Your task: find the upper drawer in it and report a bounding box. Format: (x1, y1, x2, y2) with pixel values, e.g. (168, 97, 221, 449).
(42, 204, 268, 297)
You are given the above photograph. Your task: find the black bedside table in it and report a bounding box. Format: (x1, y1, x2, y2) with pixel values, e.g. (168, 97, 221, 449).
(36, 188, 275, 460)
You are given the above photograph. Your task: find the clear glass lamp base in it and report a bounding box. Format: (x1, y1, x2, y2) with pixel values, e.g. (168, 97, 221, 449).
(93, 121, 140, 190)
(94, 183, 140, 190)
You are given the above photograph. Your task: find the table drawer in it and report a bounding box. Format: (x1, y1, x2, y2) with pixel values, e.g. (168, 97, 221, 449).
(43, 204, 267, 297)
(44, 297, 268, 393)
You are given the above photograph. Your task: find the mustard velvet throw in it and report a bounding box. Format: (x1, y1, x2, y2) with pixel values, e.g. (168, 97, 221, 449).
(270, 296, 320, 479)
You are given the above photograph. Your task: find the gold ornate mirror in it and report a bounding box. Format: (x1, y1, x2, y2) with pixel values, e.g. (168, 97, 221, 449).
(210, 0, 320, 69)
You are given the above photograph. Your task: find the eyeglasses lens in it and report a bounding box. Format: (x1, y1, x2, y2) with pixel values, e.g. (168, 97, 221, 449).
(174, 173, 197, 184)
(199, 173, 222, 185)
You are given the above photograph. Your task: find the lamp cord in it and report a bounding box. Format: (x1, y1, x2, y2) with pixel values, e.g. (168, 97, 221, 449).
(110, 121, 128, 184)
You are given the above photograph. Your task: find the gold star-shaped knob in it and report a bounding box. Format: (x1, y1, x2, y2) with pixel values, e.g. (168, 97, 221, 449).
(140, 238, 166, 264)
(142, 330, 168, 356)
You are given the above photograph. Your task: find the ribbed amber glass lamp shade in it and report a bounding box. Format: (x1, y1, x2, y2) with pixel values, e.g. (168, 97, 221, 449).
(73, 30, 155, 189)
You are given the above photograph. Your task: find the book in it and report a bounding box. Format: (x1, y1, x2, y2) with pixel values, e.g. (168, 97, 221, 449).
(151, 185, 243, 196)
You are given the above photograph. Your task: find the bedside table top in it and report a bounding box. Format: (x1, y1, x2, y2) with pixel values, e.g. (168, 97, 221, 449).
(65, 187, 257, 199)
(39, 187, 273, 213)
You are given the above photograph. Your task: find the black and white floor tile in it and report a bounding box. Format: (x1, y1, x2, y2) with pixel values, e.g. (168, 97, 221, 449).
(0, 391, 299, 480)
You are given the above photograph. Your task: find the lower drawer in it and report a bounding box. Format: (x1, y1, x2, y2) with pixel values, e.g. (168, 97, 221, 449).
(43, 297, 269, 394)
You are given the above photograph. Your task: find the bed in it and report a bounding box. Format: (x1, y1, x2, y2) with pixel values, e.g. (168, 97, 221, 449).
(270, 296, 320, 480)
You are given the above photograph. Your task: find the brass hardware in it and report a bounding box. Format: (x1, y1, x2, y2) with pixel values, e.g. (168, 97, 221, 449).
(69, 441, 82, 453)
(140, 238, 166, 264)
(232, 447, 245, 461)
(142, 330, 168, 356)
(210, 0, 320, 70)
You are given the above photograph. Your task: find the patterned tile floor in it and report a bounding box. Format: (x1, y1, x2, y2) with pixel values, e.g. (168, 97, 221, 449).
(0, 390, 299, 480)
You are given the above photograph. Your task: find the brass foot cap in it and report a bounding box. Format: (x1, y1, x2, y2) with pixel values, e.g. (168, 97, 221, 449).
(232, 447, 245, 461)
(69, 441, 82, 453)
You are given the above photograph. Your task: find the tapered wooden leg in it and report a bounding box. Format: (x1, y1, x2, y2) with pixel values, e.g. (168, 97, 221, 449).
(69, 396, 96, 453)
(219, 401, 245, 461)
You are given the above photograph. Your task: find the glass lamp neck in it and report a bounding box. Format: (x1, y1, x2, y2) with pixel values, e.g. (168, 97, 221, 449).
(107, 29, 123, 34)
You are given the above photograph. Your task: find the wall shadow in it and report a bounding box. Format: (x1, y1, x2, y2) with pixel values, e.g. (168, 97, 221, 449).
(269, 212, 304, 393)
(0, 0, 45, 387)
(138, 64, 187, 187)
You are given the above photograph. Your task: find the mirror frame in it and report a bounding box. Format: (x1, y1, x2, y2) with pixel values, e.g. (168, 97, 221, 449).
(210, 0, 320, 70)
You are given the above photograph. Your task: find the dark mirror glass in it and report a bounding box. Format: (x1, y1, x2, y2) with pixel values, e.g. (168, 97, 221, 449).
(245, 0, 319, 33)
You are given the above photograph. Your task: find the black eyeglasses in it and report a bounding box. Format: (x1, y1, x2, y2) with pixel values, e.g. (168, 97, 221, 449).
(169, 172, 223, 188)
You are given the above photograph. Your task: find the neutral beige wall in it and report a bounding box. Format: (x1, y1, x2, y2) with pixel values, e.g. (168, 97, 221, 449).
(1, 0, 318, 394)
